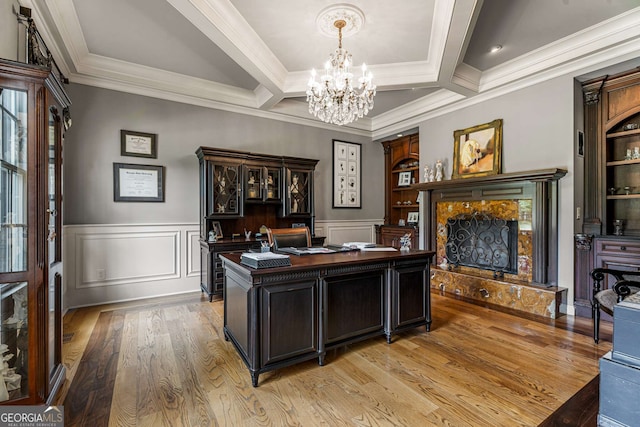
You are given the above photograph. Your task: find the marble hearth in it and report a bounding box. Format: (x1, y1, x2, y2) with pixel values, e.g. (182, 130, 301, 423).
(414, 169, 567, 318)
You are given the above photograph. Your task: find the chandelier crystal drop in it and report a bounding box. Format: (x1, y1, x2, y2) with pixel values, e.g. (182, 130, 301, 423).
(306, 19, 376, 126)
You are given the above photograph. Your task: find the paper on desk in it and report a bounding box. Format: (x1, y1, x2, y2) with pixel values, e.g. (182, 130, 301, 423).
(360, 247, 398, 251)
(342, 242, 376, 249)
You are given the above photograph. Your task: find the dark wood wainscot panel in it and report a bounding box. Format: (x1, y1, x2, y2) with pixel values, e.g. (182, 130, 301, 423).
(221, 250, 434, 386)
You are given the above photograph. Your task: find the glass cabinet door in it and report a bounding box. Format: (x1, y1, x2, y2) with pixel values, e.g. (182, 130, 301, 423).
(46, 105, 64, 395)
(286, 169, 312, 216)
(209, 163, 241, 216)
(245, 166, 281, 203)
(0, 86, 29, 401)
(264, 168, 281, 202)
(1, 88, 28, 273)
(245, 166, 263, 202)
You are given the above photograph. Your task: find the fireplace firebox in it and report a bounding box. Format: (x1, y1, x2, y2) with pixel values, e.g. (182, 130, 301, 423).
(445, 212, 518, 278)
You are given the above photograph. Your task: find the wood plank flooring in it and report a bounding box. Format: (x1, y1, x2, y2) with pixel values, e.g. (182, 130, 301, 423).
(57, 291, 612, 426)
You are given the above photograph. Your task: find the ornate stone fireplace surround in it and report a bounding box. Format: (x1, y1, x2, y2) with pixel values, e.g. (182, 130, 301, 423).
(414, 169, 567, 318)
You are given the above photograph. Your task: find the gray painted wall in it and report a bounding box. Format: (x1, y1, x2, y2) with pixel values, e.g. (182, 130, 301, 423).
(1, 2, 19, 61)
(63, 84, 382, 225)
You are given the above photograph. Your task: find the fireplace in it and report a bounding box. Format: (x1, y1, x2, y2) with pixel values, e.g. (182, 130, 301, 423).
(445, 212, 518, 277)
(413, 169, 568, 318)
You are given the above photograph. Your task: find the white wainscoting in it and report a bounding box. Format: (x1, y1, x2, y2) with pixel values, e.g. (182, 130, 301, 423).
(63, 220, 383, 309)
(64, 223, 201, 309)
(315, 219, 383, 245)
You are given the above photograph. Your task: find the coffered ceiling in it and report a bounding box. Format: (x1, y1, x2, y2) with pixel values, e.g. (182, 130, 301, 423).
(24, 0, 640, 137)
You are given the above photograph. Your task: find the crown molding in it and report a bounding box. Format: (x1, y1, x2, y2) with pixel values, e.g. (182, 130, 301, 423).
(479, 6, 640, 92)
(79, 53, 257, 106)
(40, 0, 88, 70)
(166, 0, 288, 95)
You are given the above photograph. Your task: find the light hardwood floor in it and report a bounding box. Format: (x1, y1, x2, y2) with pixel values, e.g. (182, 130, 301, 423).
(57, 291, 612, 426)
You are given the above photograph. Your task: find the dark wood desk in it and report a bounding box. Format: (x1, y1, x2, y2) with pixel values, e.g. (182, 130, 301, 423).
(220, 249, 434, 386)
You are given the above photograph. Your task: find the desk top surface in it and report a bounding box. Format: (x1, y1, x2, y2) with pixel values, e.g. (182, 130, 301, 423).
(220, 249, 434, 276)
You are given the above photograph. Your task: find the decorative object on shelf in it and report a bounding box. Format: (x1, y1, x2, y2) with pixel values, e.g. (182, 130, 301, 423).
(609, 187, 618, 195)
(634, 147, 640, 159)
(208, 230, 217, 243)
(624, 186, 633, 195)
(306, 6, 375, 126)
(407, 212, 419, 224)
(398, 219, 405, 226)
(435, 159, 444, 181)
(333, 140, 362, 208)
(625, 148, 633, 160)
(623, 123, 639, 130)
(113, 163, 165, 202)
(613, 219, 624, 236)
(398, 171, 412, 186)
(399, 233, 412, 251)
(211, 221, 223, 240)
(423, 165, 430, 182)
(244, 229, 252, 240)
(120, 130, 157, 159)
(452, 119, 503, 179)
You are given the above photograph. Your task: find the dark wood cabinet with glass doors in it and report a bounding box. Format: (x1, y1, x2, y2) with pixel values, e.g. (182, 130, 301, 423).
(576, 69, 640, 317)
(196, 147, 319, 300)
(0, 59, 70, 404)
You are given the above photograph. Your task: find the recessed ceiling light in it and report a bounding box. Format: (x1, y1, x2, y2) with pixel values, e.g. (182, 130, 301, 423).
(397, 133, 403, 137)
(490, 45, 502, 53)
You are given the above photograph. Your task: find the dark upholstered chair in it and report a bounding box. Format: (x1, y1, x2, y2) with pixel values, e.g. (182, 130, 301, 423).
(591, 268, 640, 343)
(266, 227, 311, 251)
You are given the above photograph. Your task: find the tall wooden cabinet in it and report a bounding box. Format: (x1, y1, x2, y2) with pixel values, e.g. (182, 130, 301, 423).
(196, 147, 319, 300)
(575, 69, 640, 318)
(376, 134, 420, 249)
(0, 59, 70, 404)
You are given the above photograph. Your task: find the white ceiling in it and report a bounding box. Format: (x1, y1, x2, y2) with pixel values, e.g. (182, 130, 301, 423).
(25, 0, 640, 138)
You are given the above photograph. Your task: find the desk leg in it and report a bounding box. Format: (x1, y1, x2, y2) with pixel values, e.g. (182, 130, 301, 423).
(251, 371, 259, 387)
(319, 355, 325, 366)
(386, 334, 392, 344)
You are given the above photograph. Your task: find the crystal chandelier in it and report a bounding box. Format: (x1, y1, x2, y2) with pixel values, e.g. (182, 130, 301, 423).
(306, 19, 376, 126)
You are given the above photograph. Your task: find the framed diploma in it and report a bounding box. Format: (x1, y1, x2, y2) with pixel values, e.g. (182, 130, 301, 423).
(121, 130, 158, 158)
(113, 163, 165, 202)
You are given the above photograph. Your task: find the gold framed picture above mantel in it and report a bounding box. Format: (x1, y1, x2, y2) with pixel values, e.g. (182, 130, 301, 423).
(452, 119, 503, 179)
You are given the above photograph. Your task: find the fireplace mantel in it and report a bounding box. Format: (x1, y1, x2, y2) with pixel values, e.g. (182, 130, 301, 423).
(415, 168, 567, 287)
(412, 168, 567, 192)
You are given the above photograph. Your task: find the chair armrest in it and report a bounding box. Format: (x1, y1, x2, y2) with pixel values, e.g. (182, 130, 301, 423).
(613, 280, 640, 301)
(591, 268, 640, 300)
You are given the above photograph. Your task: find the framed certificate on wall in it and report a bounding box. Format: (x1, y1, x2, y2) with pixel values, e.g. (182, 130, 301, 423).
(121, 130, 158, 158)
(113, 163, 165, 202)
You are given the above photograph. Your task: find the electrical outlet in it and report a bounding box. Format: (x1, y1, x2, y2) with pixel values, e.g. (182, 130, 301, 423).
(576, 207, 581, 220)
(97, 269, 106, 280)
